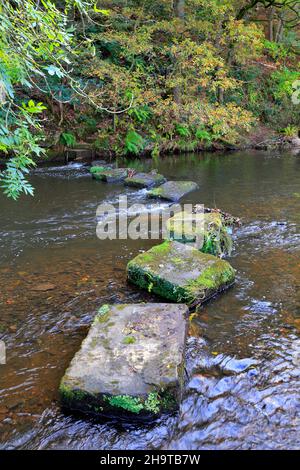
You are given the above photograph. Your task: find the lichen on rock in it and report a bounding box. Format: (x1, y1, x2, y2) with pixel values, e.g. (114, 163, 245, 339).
(90, 167, 129, 182)
(59, 303, 188, 417)
(127, 241, 235, 306)
(148, 181, 199, 201)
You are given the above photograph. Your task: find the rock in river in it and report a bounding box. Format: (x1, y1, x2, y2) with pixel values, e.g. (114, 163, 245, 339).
(124, 171, 166, 189)
(60, 303, 188, 417)
(148, 181, 199, 201)
(90, 167, 128, 183)
(127, 241, 235, 306)
(166, 211, 233, 256)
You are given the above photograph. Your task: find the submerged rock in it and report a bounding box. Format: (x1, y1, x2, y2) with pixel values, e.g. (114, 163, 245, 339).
(127, 241, 235, 307)
(148, 181, 199, 202)
(166, 211, 233, 256)
(124, 171, 166, 189)
(60, 303, 188, 417)
(90, 167, 129, 183)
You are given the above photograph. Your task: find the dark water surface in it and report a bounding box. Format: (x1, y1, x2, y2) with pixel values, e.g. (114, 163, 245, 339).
(0, 150, 299, 449)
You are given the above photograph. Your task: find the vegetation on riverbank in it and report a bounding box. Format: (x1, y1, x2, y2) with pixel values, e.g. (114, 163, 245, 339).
(0, 1, 299, 197)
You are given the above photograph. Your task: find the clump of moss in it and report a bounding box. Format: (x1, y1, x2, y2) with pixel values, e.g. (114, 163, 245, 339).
(144, 392, 160, 414)
(90, 166, 107, 174)
(59, 384, 88, 403)
(185, 262, 235, 302)
(95, 304, 111, 323)
(122, 335, 136, 344)
(105, 395, 144, 414)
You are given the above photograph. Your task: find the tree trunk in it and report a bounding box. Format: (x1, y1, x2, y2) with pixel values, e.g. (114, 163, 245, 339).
(173, 1, 185, 104)
(269, 7, 274, 41)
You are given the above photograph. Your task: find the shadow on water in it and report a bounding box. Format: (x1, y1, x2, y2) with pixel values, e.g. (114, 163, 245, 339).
(0, 150, 299, 449)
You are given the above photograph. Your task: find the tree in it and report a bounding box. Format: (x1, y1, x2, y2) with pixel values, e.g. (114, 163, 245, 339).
(0, 0, 103, 199)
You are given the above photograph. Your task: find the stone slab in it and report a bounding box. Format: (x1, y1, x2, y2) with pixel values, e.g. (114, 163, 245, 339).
(148, 181, 199, 202)
(91, 167, 129, 183)
(124, 172, 166, 189)
(127, 241, 235, 306)
(60, 303, 188, 417)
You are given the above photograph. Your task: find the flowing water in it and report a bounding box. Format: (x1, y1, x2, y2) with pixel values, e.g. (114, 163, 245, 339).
(0, 150, 299, 450)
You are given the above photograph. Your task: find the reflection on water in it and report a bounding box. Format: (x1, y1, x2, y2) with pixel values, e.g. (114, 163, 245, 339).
(0, 150, 299, 449)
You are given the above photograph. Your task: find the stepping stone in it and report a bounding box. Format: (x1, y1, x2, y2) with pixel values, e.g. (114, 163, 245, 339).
(127, 241, 235, 306)
(148, 181, 199, 202)
(91, 167, 128, 183)
(124, 171, 166, 189)
(60, 303, 188, 417)
(166, 211, 233, 256)
(91, 160, 114, 168)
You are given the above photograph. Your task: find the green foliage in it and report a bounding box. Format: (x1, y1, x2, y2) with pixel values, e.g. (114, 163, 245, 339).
(0, 0, 97, 199)
(124, 130, 145, 155)
(105, 395, 144, 414)
(128, 106, 152, 123)
(176, 125, 191, 138)
(282, 125, 298, 137)
(122, 335, 136, 344)
(144, 392, 160, 414)
(195, 127, 212, 143)
(1, 0, 299, 199)
(59, 132, 77, 147)
(264, 40, 289, 61)
(271, 68, 300, 100)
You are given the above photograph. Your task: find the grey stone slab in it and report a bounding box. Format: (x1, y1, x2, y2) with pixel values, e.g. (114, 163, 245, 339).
(60, 303, 188, 417)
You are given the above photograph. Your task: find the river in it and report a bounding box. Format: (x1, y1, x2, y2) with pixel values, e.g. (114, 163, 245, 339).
(0, 149, 299, 449)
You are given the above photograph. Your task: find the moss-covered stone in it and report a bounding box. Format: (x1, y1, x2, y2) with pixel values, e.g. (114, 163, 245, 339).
(148, 181, 199, 202)
(91, 167, 129, 182)
(127, 241, 235, 306)
(59, 303, 188, 417)
(166, 211, 233, 256)
(124, 172, 166, 189)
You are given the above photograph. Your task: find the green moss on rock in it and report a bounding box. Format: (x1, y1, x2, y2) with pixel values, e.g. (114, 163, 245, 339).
(166, 211, 233, 256)
(148, 181, 199, 202)
(59, 303, 188, 417)
(91, 168, 129, 182)
(124, 172, 166, 189)
(127, 241, 235, 306)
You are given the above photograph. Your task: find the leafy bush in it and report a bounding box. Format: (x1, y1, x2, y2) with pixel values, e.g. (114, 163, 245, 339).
(59, 132, 76, 147)
(124, 130, 145, 154)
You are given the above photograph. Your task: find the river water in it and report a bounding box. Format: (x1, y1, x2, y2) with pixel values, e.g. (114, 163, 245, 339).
(0, 150, 299, 449)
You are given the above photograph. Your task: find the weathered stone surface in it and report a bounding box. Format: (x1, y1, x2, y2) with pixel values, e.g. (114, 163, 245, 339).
(91, 167, 128, 183)
(166, 211, 233, 256)
(148, 181, 199, 201)
(60, 303, 188, 417)
(124, 171, 166, 189)
(127, 241, 235, 306)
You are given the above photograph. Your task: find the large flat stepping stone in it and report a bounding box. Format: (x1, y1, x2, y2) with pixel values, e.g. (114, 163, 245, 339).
(60, 303, 188, 417)
(124, 171, 166, 189)
(91, 167, 128, 183)
(148, 181, 199, 201)
(127, 241, 235, 306)
(166, 211, 233, 256)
